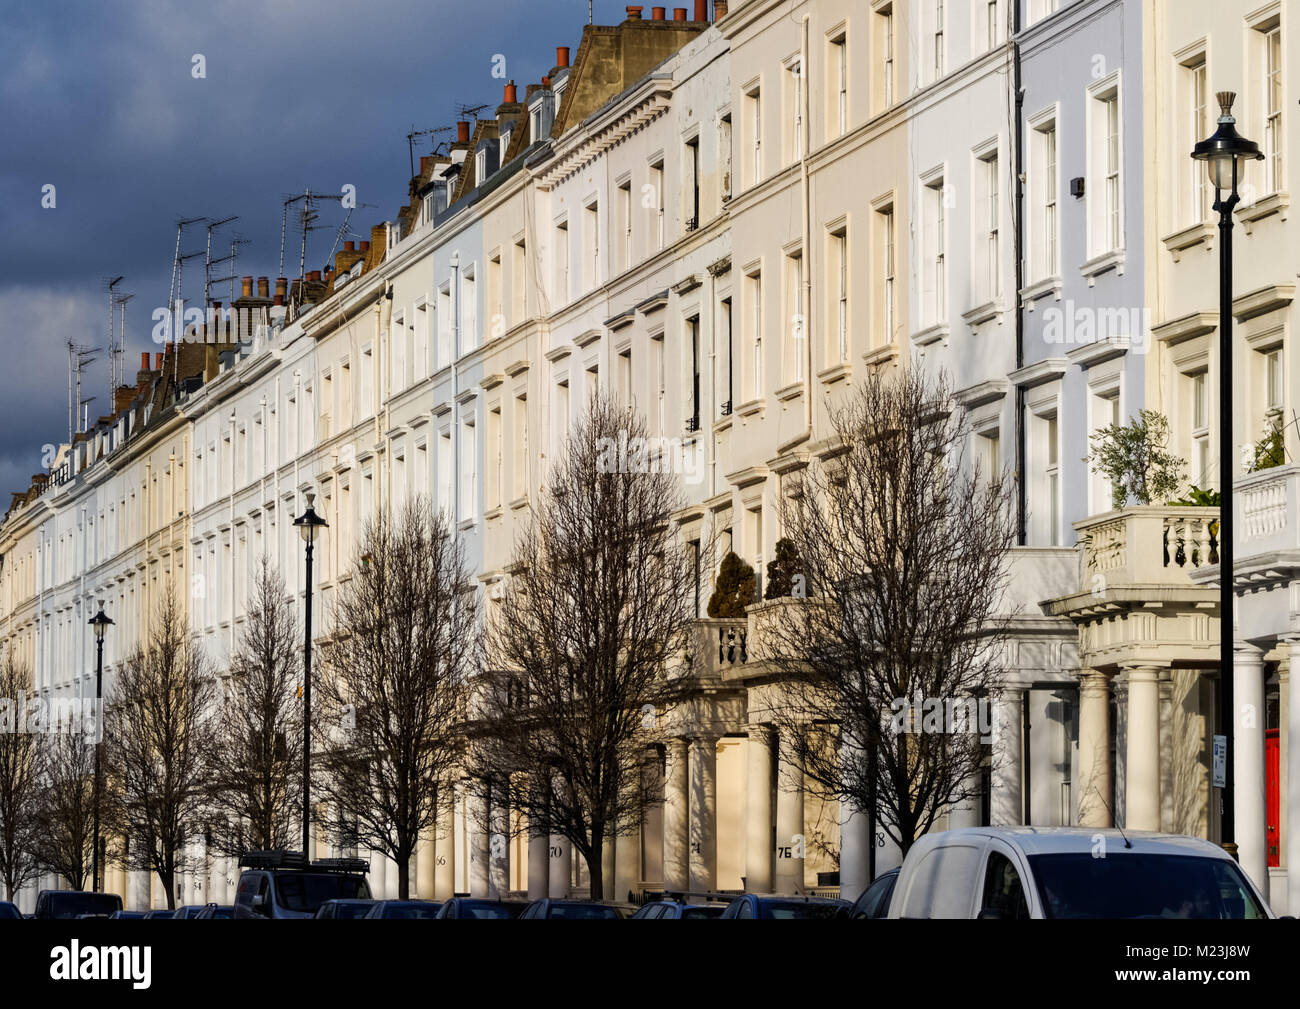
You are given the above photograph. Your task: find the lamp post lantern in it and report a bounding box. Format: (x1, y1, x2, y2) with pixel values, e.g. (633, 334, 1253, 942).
(293, 492, 328, 858)
(88, 601, 113, 892)
(1191, 91, 1263, 857)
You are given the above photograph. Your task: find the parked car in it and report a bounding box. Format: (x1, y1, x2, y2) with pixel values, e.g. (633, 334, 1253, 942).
(0, 901, 21, 919)
(33, 890, 123, 920)
(850, 868, 900, 920)
(107, 910, 148, 919)
(719, 894, 851, 919)
(192, 903, 235, 919)
(887, 826, 1273, 919)
(434, 898, 527, 919)
(171, 905, 208, 919)
(518, 899, 626, 919)
(233, 850, 371, 920)
(362, 900, 442, 919)
(630, 900, 726, 919)
(142, 909, 175, 919)
(314, 899, 375, 919)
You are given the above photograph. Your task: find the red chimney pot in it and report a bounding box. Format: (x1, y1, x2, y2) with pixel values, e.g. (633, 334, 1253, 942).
(673, 7, 687, 20)
(457, 120, 470, 143)
(155, 353, 163, 369)
(626, 5, 643, 18)
(556, 46, 570, 68)
(652, 6, 666, 20)
(344, 241, 355, 252)
(241, 276, 253, 298)
(359, 241, 370, 252)
(694, 0, 706, 20)
(504, 80, 517, 103)
(140, 352, 149, 370)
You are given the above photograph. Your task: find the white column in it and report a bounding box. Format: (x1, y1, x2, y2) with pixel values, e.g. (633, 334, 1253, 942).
(527, 825, 549, 900)
(467, 788, 489, 898)
(1124, 665, 1162, 832)
(434, 796, 456, 899)
(128, 867, 150, 912)
(991, 685, 1024, 825)
(1287, 638, 1300, 917)
(838, 732, 870, 903)
(600, 826, 616, 900)
(416, 826, 436, 898)
(548, 834, 571, 898)
(947, 767, 983, 831)
(383, 854, 399, 899)
(662, 738, 689, 893)
(488, 789, 509, 899)
(1234, 641, 1268, 899)
(744, 724, 774, 893)
(774, 725, 804, 894)
(688, 735, 717, 894)
(614, 810, 640, 904)
(1077, 669, 1113, 828)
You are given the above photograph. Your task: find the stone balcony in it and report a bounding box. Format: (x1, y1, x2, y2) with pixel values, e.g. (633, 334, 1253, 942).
(1042, 506, 1221, 670)
(1218, 464, 1300, 640)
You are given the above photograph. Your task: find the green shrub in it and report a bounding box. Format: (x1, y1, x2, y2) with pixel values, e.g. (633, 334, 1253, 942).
(707, 552, 756, 618)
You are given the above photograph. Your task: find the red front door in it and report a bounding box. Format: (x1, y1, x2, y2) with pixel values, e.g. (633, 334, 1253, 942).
(1266, 729, 1280, 868)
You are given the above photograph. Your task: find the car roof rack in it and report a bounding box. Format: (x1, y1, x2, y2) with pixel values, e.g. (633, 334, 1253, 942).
(239, 850, 309, 870)
(311, 857, 370, 874)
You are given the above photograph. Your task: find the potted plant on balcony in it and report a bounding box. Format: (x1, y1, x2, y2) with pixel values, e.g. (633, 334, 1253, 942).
(707, 551, 755, 663)
(1087, 409, 1186, 511)
(764, 537, 805, 599)
(1248, 411, 1287, 473)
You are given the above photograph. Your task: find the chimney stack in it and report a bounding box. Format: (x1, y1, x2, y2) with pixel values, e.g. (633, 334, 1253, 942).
(140, 352, 150, 371)
(652, 7, 666, 20)
(626, 5, 643, 19)
(420, 155, 432, 176)
(556, 46, 570, 68)
(457, 120, 470, 143)
(673, 7, 687, 20)
(694, 0, 706, 20)
(308, 270, 321, 283)
(155, 352, 163, 369)
(275, 277, 288, 302)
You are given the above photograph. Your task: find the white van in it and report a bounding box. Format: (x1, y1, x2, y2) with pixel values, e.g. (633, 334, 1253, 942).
(887, 827, 1273, 919)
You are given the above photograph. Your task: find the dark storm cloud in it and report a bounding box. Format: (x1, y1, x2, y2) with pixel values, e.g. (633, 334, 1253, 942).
(0, 0, 588, 497)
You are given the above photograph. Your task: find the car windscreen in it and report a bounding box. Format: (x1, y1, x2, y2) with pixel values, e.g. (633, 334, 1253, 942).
(334, 902, 373, 919)
(49, 893, 121, 918)
(275, 874, 370, 912)
(1028, 853, 1267, 919)
(208, 907, 234, 918)
(380, 902, 440, 918)
(462, 902, 525, 919)
(758, 901, 846, 919)
(549, 904, 623, 919)
(680, 905, 724, 918)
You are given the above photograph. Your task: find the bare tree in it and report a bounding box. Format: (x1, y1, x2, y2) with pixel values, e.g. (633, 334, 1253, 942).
(29, 727, 98, 891)
(104, 584, 217, 908)
(204, 557, 302, 857)
(315, 497, 474, 898)
(0, 652, 41, 899)
(763, 367, 1015, 857)
(468, 395, 695, 899)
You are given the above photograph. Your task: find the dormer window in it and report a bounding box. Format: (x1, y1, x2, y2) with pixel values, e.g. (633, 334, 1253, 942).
(476, 148, 487, 182)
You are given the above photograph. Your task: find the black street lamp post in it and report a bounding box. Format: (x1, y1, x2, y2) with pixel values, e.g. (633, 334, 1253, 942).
(293, 492, 328, 858)
(1192, 91, 1263, 856)
(88, 602, 114, 891)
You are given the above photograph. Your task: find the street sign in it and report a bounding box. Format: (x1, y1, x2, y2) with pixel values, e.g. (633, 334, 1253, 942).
(1213, 734, 1227, 788)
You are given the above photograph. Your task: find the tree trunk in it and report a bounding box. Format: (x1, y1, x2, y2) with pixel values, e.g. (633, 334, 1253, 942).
(398, 852, 410, 899)
(586, 840, 603, 901)
(160, 871, 176, 909)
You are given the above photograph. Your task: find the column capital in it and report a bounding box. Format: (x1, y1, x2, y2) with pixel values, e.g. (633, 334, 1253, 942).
(1119, 663, 1168, 682)
(1077, 668, 1112, 696)
(1233, 640, 1266, 667)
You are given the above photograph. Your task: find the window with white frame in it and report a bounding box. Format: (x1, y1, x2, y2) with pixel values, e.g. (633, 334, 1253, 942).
(830, 226, 849, 362)
(875, 4, 895, 111)
(1034, 116, 1059, 277)
(1262, 21, 1284, 194)
(1088, 386, 1121, 512)
(513, 393, 528, 499)
(1266, 347, 1284, 411)
(459, 417, 476, 522)
(390, 311, 406, 394)
(876, 202, 895, 344)
(650, 159, 665, 249)
(488, 253, 503, 341)
(746, 269, 763, 398)
(829, 32, 847, 139)
(923, 175, 947, 325)
(1183, 53, 1211, 225)
(553, 220, 569, 305)
(512, 238, 527, 325)
(414, 301, 429, 380)
(1030, 410, 1062, 545)
(619, 180, 633, 271)
(983, 0, 1001, 52)
(785, 249, 804, 381)
(488, 405, 503, 510)
(786, 58, 803, 163)
(745, 85, 762, 186)
(583, 201, 599, 292)
(976, 149, 1000, 303)
(437, 429, 453, 518)
(651, 334, 666, 437)
(1087, 78, 1123, 256)
(437, 284, 452, 369)
(1190, 370, 1210, 487)
(932, 0, 946, 82)
(461, 267, 477, 352)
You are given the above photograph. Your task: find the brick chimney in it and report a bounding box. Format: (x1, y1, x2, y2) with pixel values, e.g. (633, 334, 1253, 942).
(155, 352, 163, 369)
(274, 277, 288, 305)
(694, 0, 706, 20)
